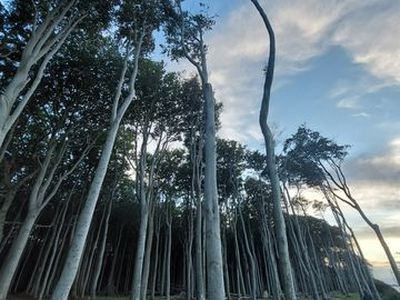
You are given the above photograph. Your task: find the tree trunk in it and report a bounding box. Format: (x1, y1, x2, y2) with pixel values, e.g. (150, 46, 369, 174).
(51, 122, 122, 300)
(195, 198, 205, 300)
(203, 82, 225, 300)
(130, 206, 149, 300)
(238, 206, 257, 300)
(151, 218, 161, 299)
(0, 210, 38, 300)
(359, 209, 400, 286)
(250, 1, 296, 299)
(140, 209, 154, 300)
(106, 225, 124, 295)
(166, 216, 172, 300)
(39, 201, 71, 300)
(0, 2, 81, 148)
(0, 191, 16, 242)
(91, 199, 112, 298)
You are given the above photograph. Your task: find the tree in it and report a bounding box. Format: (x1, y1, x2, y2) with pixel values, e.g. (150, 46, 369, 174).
(51, 2, 164, 298)
(249, 1, 297, 299)
(164, 2, 225, 298)
(0, 0, 85, 148)
(0, 30, 115, 299)
(283, 125, 400, 288)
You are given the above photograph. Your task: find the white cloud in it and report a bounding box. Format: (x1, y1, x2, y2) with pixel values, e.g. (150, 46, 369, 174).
(332, 1, 400, 84)
(360, 138, 400, 170)
(337, 96, 360, 109)
(352, 112, 370, 118)
(202, 0, 400, 144)
(347, 137, 400, 183)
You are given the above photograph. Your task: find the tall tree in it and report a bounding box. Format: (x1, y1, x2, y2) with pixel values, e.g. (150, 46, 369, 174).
(51, 2, 164, 299)
(0, 30, 114, 299)
(283, 125, 400, 287)
(164, 2, 225, 298)
(250, 1, 297, 299)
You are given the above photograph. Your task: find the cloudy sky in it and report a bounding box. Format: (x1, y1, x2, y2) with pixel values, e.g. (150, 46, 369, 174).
(167, 0, 400, 270)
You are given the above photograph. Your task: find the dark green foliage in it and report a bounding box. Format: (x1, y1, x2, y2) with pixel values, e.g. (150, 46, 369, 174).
(282, 124, 349, 186)
(115, 0, 166, 54)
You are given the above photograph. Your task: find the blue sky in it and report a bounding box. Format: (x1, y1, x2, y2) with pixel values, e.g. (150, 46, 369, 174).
(169, 0, 400, 267)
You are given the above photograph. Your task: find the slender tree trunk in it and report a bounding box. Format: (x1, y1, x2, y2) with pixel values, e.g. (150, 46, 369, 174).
(31, 215, 60, 297)
(91, 199, 112, 298)
(82, 211, 106, 296)
(239, 206, 257, 300)
(161, 233, 168, 295)
(222, 226, 231, 299)
(39, 200, 71, 300)
(130, 206, 149, 300)
(0, 2, 82, 148)
(12, 236, 35, 293)
(195, 177, 205, 300)
(233, 220, 246, 298)
(250, 1, 296, 299)
(51, 122, 121, 300)
(0, 191, 16, 242)
(140, 209, 155, 300)
(185, 207, 193, 300)
(107, 225, 124, 295)
(151, 217, 161, 299)
(166, 214, 172, 300)
(203, 82, 225, 300)
(359, 209, 400, 286)
(195, 199, 205, 300)
(51, 30, 144, 298)
(0, 210, 38, 299)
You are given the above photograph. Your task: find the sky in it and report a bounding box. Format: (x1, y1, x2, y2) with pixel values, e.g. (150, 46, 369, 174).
(165, 0, 400, 272)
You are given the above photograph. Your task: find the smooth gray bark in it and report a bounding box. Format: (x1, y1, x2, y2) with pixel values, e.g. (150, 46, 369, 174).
(166, 208, 172, 300)
(250, 1, 297, 299)
(0, 191, 16, 242)
(0, 1, 82, 148)
(0, 211, 37, 300)
(51, 33, 144, 300)
(90, 199, 112, 298)
(0, 138, 78, 299)
(39, 199, 71, 300)
(140, 207, 155, 300)
(51, 122, 121, 300)
(203, 83, 225, 300)
(151, 218, 161, 299)
(129, 208, 149, 300)
(322, 162, 400, 286)
(177, 5, 225, 297)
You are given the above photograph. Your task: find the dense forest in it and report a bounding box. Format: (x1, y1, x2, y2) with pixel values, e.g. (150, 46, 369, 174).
(0, 1, 399, 300)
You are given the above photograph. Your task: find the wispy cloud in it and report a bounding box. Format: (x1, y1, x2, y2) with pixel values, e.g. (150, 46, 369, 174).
(347, 137, 400, 183)
(202, 0, 400, 143)
(352, 112, 370, 118)
(357, 225, 400, 239)
(337, 96, 360, 109)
